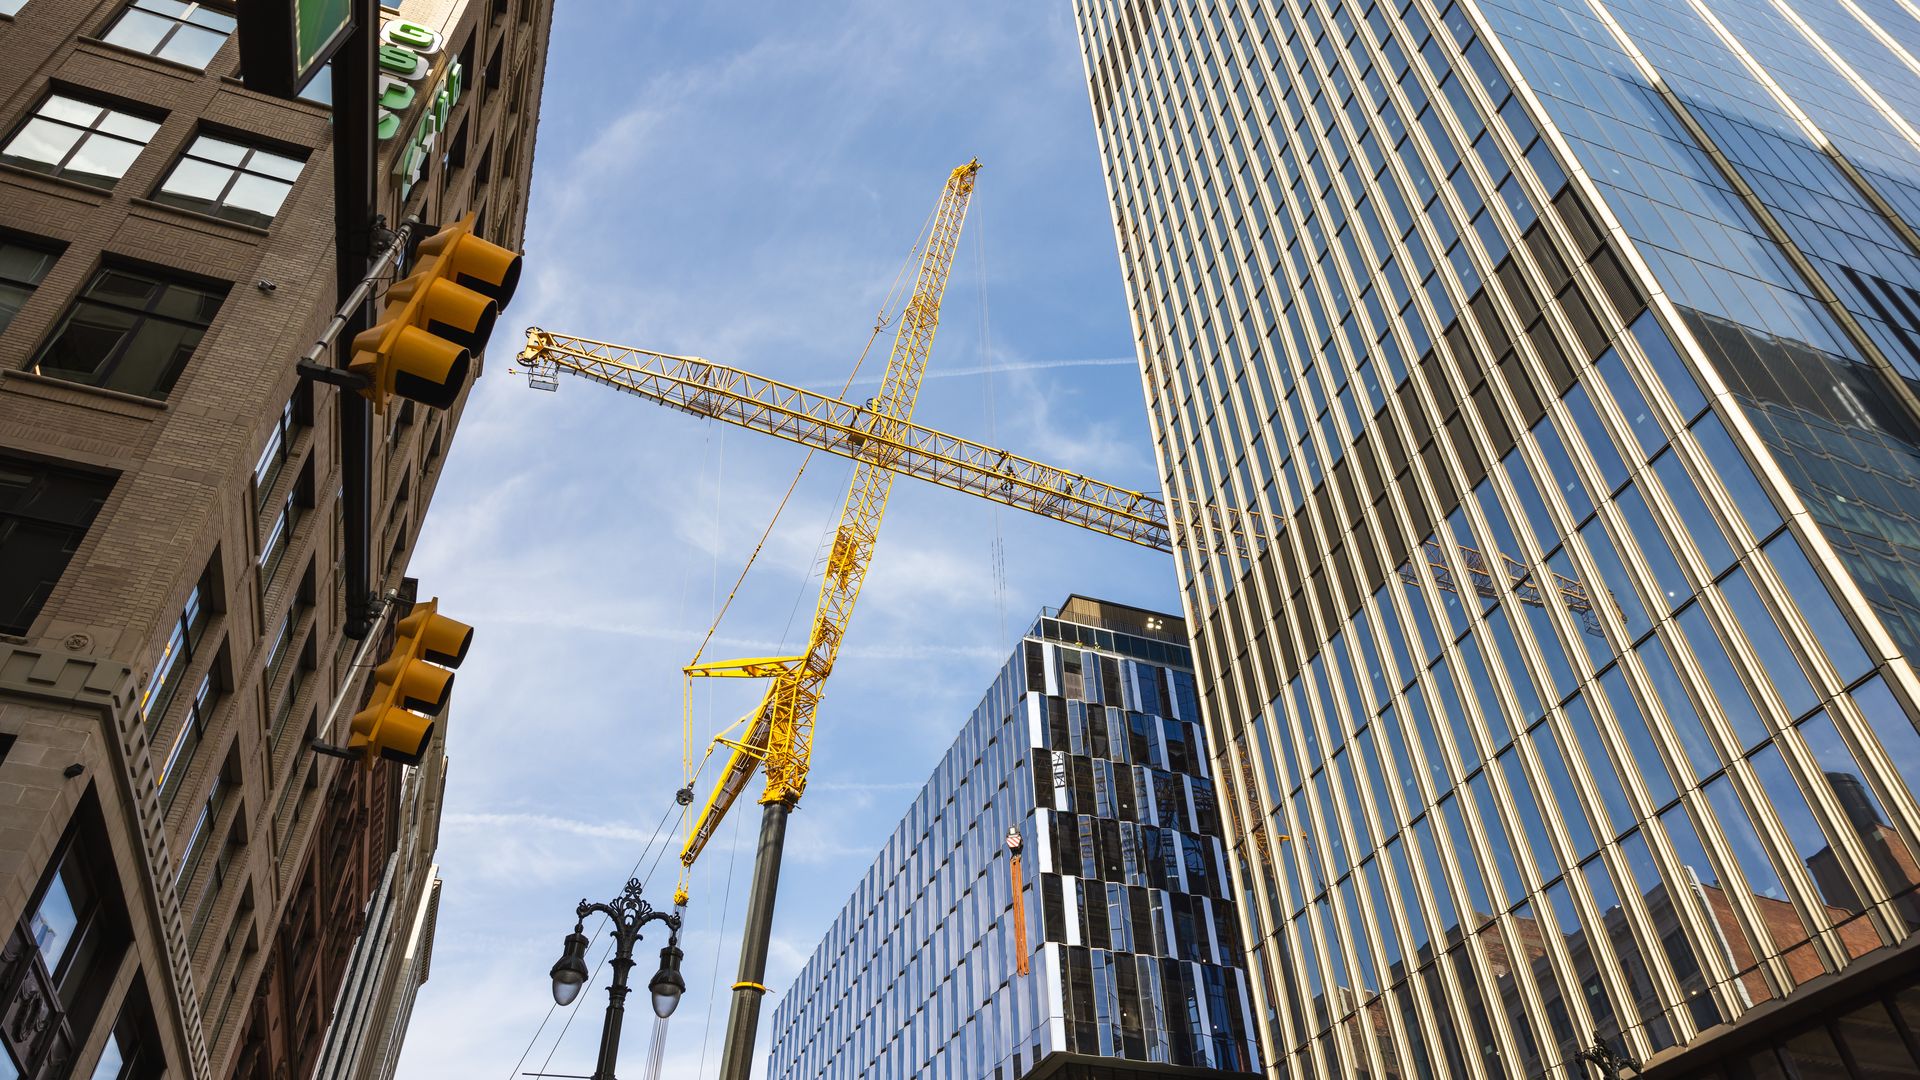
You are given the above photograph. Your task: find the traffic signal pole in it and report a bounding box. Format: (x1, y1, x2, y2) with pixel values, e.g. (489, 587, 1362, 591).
(716, 800, 791, 1080)
(334, 0, 380, 639)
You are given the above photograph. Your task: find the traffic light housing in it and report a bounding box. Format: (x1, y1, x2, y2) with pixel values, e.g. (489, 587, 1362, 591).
(348, 598, 473, 765)
(348, 212, 522, 412)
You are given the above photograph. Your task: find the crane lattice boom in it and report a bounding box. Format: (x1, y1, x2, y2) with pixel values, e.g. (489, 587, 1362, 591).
(515, 335, 1285, 557)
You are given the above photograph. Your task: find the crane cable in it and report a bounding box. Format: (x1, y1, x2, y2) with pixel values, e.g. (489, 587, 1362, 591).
(672, 197, 946, 855)
(695, 798, 750, 1076)
(504, 795, 684, 1080)
(680, 200, 935, 672)
(974, 196, 1008, 642)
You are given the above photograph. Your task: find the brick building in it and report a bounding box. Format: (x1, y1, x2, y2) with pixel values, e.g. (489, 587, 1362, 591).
(0, 1, 552, 1077)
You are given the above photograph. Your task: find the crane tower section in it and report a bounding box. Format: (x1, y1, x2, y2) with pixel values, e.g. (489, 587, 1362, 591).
(680, 160, 979, 867)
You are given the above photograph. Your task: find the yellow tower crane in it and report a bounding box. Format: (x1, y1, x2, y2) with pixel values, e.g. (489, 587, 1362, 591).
(524, 161, 994, 1078)
(515, 160, 1611, 1077)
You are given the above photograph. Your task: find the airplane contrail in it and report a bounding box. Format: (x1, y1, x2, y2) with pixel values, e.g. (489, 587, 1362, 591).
(837, 356, 1139, 388)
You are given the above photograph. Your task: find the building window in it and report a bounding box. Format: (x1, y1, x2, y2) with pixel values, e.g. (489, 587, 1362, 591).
(253, 396, 296, 512)
(258, 488, 300, 592)
(87, 980, 161, 1080)
(269, 637, 312, 753)
(152, 134, 303, 227)
(8, 798, 132, 1074)
(0, 455, 114, 636)
(30, 266, 224, 399)
(0, 94, 158, 188)
(140, 564, 213, 728)
(262, 608, 295, 690)
(0, 239, 59, 336)
(101, 1, 235, 69)
(296, 61, 331, 105)
(158, 673, 213, 811)
(178, 763, 232, 885)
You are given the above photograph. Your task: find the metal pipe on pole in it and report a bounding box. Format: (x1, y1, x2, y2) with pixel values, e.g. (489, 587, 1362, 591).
(716, 801, 790, 1080)
(333, 0, 380, 640)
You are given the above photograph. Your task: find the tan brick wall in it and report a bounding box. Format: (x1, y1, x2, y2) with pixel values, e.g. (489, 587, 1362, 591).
(0, 0, 554, 1076)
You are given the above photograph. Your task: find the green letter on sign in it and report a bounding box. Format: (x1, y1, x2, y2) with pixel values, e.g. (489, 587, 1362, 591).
(385, 20, 437, 50)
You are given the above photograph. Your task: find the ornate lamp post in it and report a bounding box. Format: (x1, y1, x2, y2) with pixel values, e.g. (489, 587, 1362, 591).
(1574, 1038, 1642, 1080)
(548, 878, 686, 1080)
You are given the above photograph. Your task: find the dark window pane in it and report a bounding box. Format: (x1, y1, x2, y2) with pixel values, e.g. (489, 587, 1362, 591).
(37, 302, 139, 380)
(1834, 1001, 1918, 1079)
(1782, 1026, 1847, 1078)
(0, 456, 114, 635)
(0, 239, 58, 336)
(31, 268, 223, 399)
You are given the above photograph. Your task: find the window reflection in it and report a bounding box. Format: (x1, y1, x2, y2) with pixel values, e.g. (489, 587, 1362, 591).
(1796, 712, 1920, 924)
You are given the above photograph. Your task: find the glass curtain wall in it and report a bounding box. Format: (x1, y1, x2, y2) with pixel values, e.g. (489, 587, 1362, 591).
(1071, 0, 1920, 1077)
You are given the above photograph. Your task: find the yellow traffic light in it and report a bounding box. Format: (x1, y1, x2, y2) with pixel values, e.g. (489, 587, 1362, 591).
(348, 598, 473, 765)
(348, 212, 523, 412)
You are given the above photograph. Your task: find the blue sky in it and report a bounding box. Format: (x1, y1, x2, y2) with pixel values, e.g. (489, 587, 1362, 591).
(395, 4, 1180, 1077)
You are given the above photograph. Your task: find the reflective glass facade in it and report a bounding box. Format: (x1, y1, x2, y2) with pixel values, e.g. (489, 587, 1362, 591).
(1072, 0, 1920, 1076)
(766, 598, 1259, 1080)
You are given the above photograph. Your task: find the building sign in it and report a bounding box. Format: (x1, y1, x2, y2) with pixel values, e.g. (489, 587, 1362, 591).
(237, 0, 357, 98)
(297, 0, 352, 77)
(376, 18, 462, 199)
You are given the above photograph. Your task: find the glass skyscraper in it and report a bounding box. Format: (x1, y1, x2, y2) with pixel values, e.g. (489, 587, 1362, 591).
(1072, 0, 1920, 1076)
(765, 597, 1259, 1080)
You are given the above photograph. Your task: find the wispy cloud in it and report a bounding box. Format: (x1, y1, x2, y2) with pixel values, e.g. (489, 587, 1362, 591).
(399, 4, 1174, 1079)
(443, 811, 661, 844)
(835, 355, 1137, 390)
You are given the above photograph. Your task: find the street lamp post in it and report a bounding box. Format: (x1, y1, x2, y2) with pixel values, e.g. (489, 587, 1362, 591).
(548, 878, 687, 1080)
(1574, 1038, 1642, 1080)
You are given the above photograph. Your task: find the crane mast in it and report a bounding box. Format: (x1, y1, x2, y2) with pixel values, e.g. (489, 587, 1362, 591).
(685, 161, 978, 870)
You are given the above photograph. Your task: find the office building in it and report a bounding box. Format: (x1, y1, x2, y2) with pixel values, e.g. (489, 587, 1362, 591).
(1073, 0, 1920, 1076)
(0, 0, 550, 1077)
(308, 738, 445, 1080)
(767, 597, 1258, 1080)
